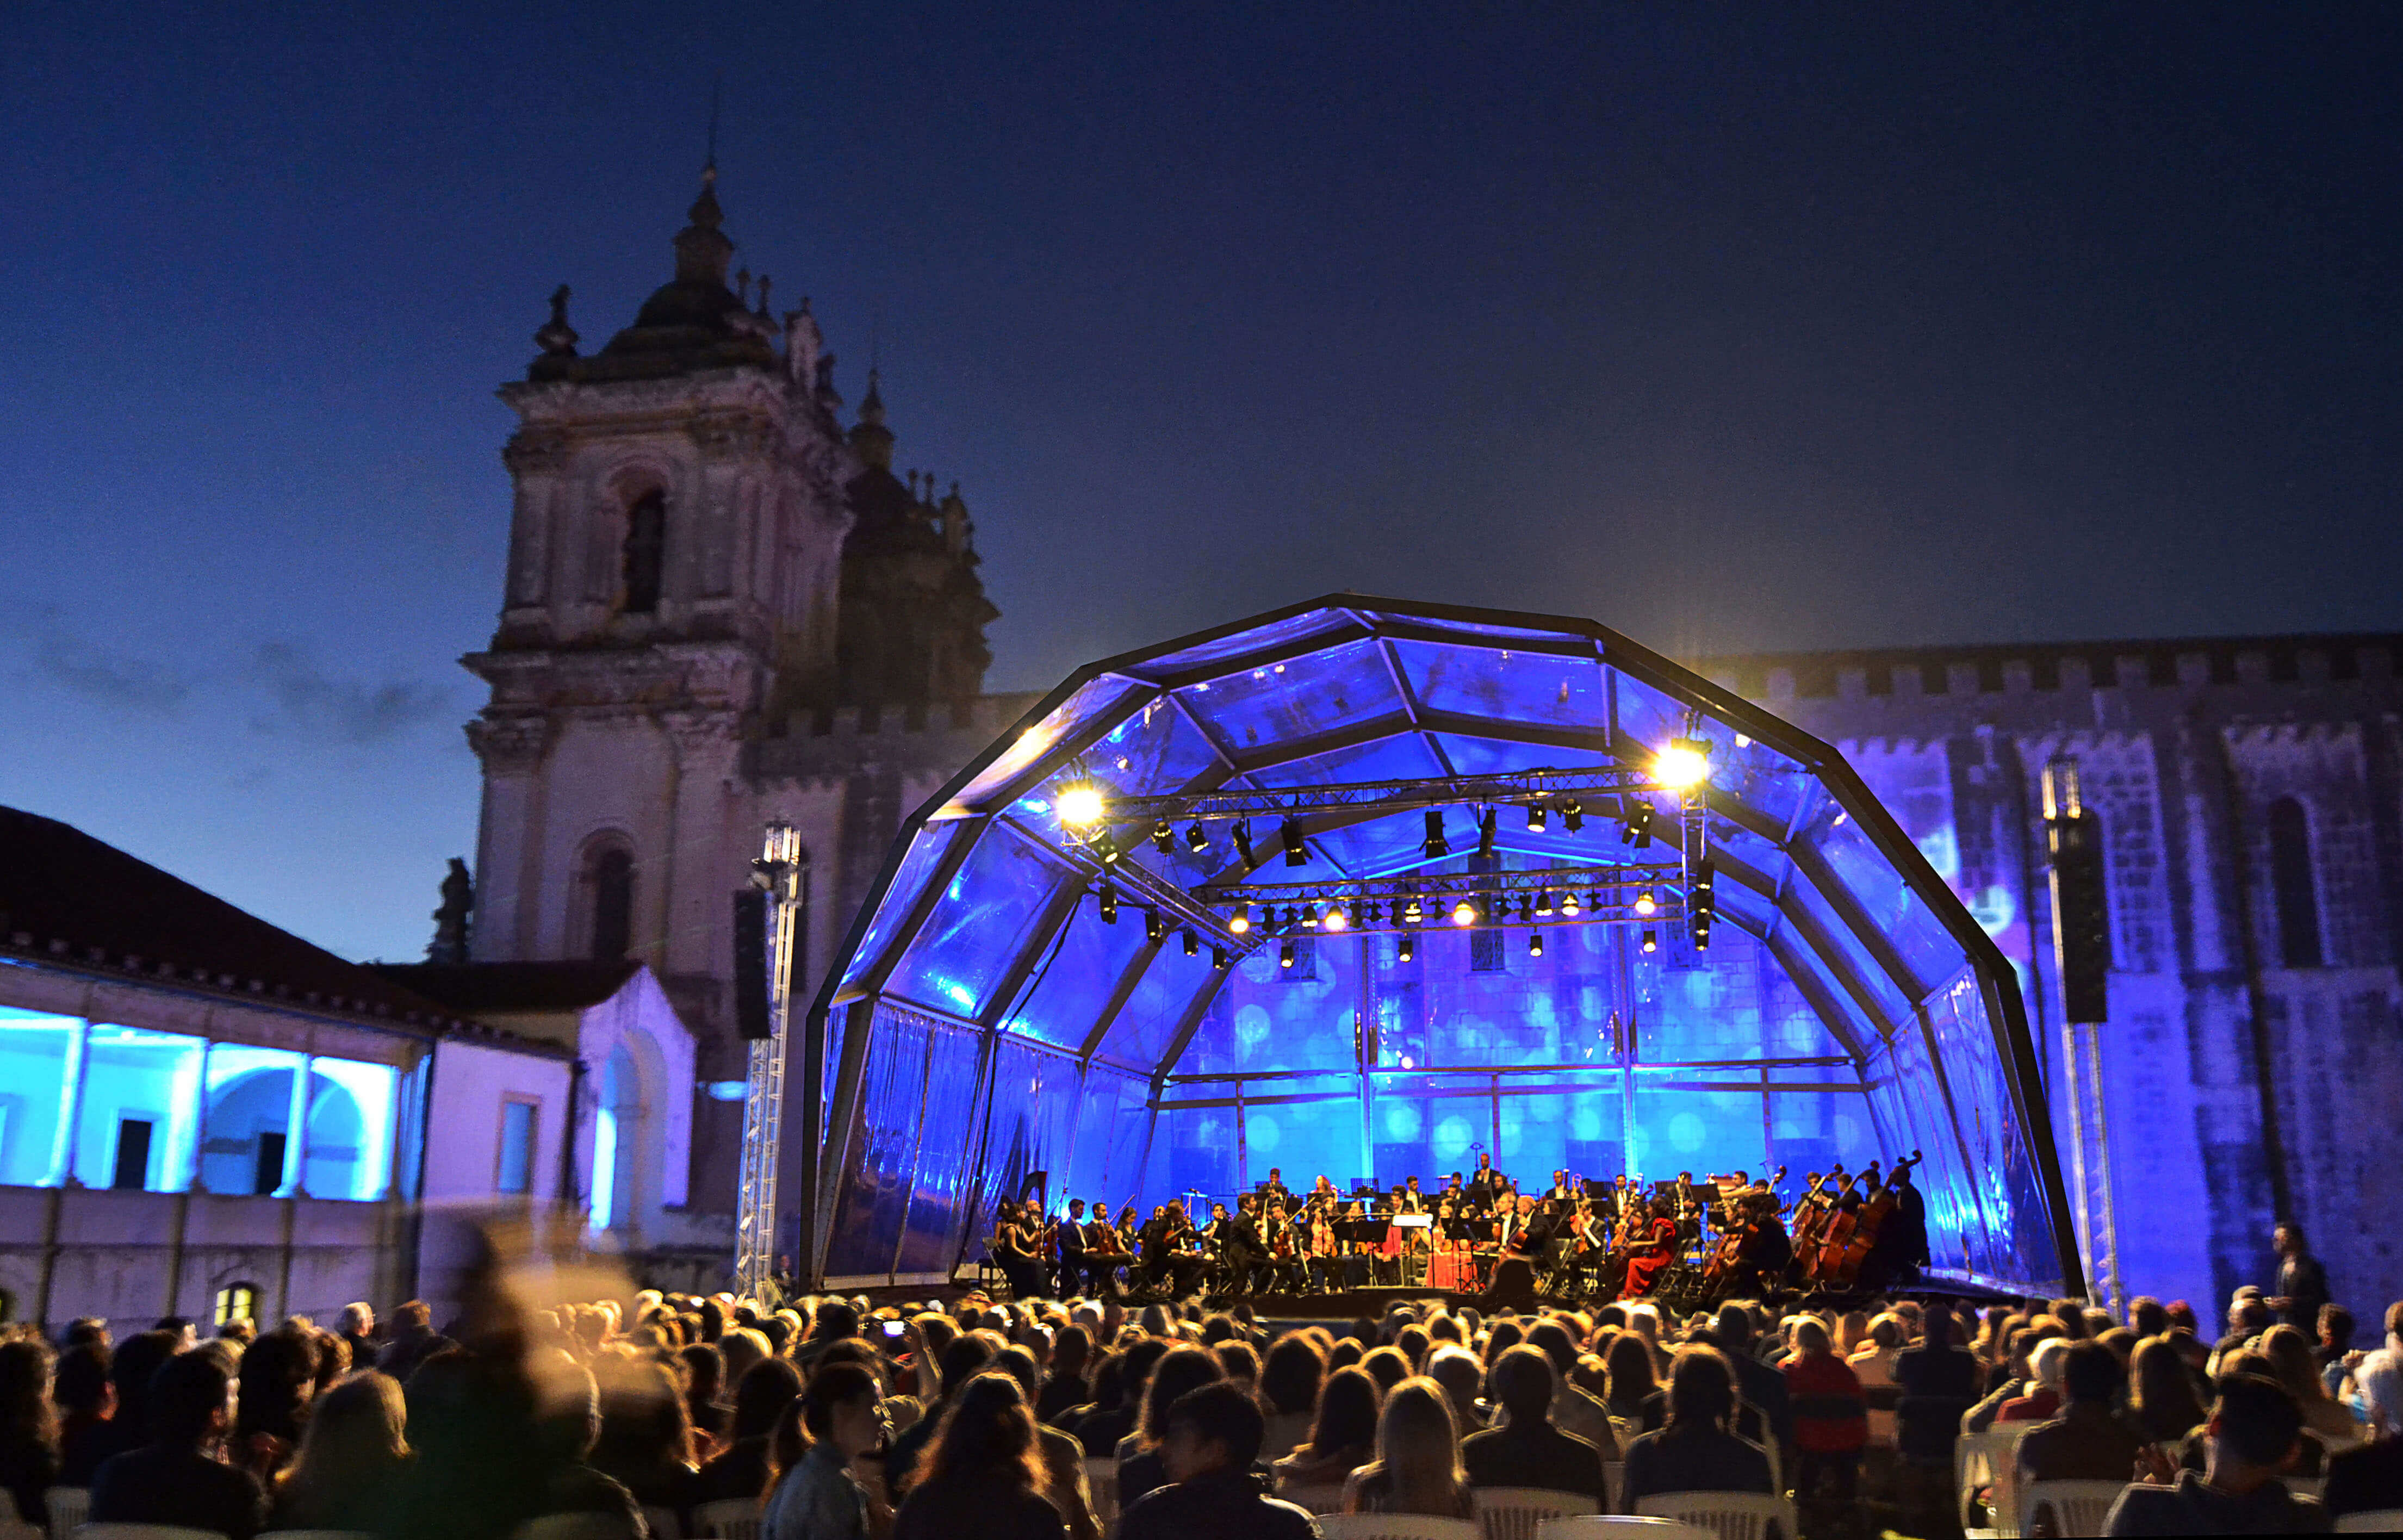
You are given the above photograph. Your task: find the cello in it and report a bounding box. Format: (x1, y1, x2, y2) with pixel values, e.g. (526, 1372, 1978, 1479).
(1825, 1150, 1923, 1288)
(1702, 1165, 1784, 1288)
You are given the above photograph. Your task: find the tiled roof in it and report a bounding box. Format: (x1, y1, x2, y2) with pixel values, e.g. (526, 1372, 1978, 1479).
(370, 960, 641, 1015)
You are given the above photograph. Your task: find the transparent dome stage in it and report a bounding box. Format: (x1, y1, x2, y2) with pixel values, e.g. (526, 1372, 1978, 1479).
(802, 598, 2079, 1296)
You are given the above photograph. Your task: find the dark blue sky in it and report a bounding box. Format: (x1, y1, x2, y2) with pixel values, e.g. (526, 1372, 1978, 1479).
(4, 4, 2398, 962)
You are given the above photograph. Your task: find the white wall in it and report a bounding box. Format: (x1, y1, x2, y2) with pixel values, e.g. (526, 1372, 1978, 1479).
(421, 1036, 573, 1204)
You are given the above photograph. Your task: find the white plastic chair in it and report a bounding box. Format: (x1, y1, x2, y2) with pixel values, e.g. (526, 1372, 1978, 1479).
(1535, 1519, 1715, 1540)
(2336, 1511, 2403, 1533)
(1084, 1455, 1119, 1528)
(641, 1510, 680, 1540)
(1631, 1491, 1797, 1540)
(1473, 1488, 1597, 1540)
(2288, 1475, 2326, 1503)
(1954, 1424, 2033, 1537)
(689, 1499, 759, 1540)
(73, 1528, 229, 1540)
(44, 1492, 90, 1540)
(509, 1517, 641, 1540)
(1277, 1481, 1351, 1515)
(2016, 1480, 2127, 1537)
(1602, 1463, 1624, 1512)
(1316, 1518, 1482, 1540)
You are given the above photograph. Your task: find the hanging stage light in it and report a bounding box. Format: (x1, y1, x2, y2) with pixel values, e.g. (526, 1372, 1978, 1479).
(1282, 818, 1309, 866)
(1097, 885, 1119, 923)
(1476, 808, 1498, 859)
(1642, 928, 1658, 954)
(1562, 798, 1584, 834)
(1280, 939, 1296, 969)
(1301, 903, 1321, 929)
(1526, 804, 1548, 833)
(1535, 889, 1554, 917)
(1422, 810, 1449, 860)
(1561, 890, 1582, 917)
(1635, 887, 1657, 916)
(1396, 933, 1415, 963)
(1654, 737, 1712, 790)
(1281, 905, 1301, 929)
(1185, 822, 1209, 854)
(1228, 905, 1252, 935)
(1451, 897, 1479, 927)
(1233, 820, 1254, 864)
(1517, 895, 1535, 924)
(1055, 782, 1106, 829)
(1528, 930, 1544, 958)
(1403, 896, 1425, 926)
(1213, 946, 1230, 970)
(1182, 928, 1199, 957)
(1623, 799, 1654, 846)
(1324, 902, 1350, 932)
(1144, 909, 1166, 943)
(1359, 901, 1382, 926)
(1693, 860, 1717, 917)
(1090, 831, 1125, 865)
(1151, 819, 1173, 853)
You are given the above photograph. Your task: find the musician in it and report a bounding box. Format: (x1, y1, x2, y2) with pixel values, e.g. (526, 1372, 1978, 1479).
(1260, 1195, 1307, 1293)
(1311, 1173, 1338, 1204)
(1618, 1194, 1678, 1300)
(1548, 1170, 1576, 1202)
(991, 1200, 1044, 1300)
(1263, 1167, 1294, 1208)
(1082, 1199, 1125, 1295)
(1468, 1152, 1500, 1206)
(1442, 1171, 1464, 1203)
(1306, 1197, 1343, 1292)
(1055, 1198, 1089, 1296)
(1401, 1174, 1426, 1212)
(1222, 1194, 1269, 1294)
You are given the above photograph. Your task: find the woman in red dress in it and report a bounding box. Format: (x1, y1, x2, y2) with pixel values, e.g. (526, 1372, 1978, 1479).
(1618, 1194, 1678, 1299)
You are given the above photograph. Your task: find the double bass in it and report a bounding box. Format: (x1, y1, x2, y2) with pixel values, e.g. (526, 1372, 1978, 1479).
(1823, 1150, 1923, 1288)
(1702, 1165, 1785, 1287)
(1787, 1170, 1837, 1287)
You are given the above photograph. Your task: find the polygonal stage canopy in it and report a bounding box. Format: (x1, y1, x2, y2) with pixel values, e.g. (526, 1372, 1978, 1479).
(801, 598, 2078, 1296)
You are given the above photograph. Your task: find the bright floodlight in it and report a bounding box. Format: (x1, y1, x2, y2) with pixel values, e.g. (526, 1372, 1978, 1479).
(1450, 898, 1477, 927)
(1654, 740, 1711, 789)
(1323, 903, 1350, 932)
(1055, 782, 1106, 828)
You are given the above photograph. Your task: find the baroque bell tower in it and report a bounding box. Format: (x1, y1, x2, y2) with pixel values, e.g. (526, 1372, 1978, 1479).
(464, 167, 851, 1003)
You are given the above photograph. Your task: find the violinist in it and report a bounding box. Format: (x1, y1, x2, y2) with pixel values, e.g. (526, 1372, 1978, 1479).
(1306, 1194, 1342, 1292)
(1083, 1198, 1126, 1295)
(1262, 1195, 1308, 1293)
(1263, 1166, 1294, 1209)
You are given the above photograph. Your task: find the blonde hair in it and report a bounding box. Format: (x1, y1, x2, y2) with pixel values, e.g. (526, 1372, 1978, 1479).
(1354, 1376, 1467, 1518)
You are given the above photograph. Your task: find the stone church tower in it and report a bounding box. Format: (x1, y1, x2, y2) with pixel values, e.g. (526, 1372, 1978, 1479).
(463, 170, 1026, 1234)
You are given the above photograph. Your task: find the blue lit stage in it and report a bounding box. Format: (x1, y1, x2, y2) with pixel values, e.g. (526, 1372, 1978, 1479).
(803, 598, 2079, 1298)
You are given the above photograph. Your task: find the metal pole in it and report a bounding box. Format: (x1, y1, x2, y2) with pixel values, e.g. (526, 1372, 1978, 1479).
(2087, 1023, 2125, 1319)
(2062, 1017, 2095, 1306)
(735, 823, 802, 1301)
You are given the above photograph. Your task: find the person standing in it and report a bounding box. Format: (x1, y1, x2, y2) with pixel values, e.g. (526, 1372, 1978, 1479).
(1055, 1200, 1089, 1297)
(2268, 1224, 2332, 1335)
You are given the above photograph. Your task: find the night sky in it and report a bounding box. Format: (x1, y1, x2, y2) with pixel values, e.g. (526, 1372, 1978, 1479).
(4, 4, 2398, 962)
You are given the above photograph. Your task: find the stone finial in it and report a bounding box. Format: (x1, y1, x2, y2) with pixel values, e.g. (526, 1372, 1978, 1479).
(535, 285, 579, 356)
(755, 274, 772, 316)
(428, 857, 474, 965)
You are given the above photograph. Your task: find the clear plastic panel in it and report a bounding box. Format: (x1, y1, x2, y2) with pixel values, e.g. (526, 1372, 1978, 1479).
(1001, 891, 1150, 1050)
(1431, 732, 1614, 778)
(1239, 1091, 1368, 1195)
(823, 1007, 933, 1280)
(1610, 669, 1691, 770)
(954, 1036, 1084, 1265)
(1071, 1072, 1157, 1219)
(1392, 639, 1609, 731)
(948, 672, 1153, 811)
(1782, 861, 1916, 1026)
(1181, 936, 1363, 1076)
(1367, 612, 1596, 648)
(1803, 802, 1966, 1000)
(894, 1019, 986, 1276)
(1765, 927, 1880, 1059)
(837, 819, 970, 995)
(1629, 1072, 1767, 1183)
(1134, 607, 1360, 678)
(887, 823, 1078, 1020)
(1101, 940, 1223, 1075)
(1177, 638, 1408, 757)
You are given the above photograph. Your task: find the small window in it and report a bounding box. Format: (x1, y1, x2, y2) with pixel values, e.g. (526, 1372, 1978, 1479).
(622, 490, 666, 614)
(2267, 797, 2322, 968)
(214, 1282, 259, 1327)
(110, 1118, 154, 1190)
(591, 848, 635, 962)
(497, 1100, 537, 1196)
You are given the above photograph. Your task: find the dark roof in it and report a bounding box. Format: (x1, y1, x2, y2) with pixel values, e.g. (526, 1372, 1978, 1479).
(370, 960, 641, 1015)
(0, 805, 456, 1031)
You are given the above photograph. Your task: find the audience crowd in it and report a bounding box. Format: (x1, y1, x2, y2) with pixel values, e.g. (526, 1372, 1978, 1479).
(2, 1249, 2400, 1538)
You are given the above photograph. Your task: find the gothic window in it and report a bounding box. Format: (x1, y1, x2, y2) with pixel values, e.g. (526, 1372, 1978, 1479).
(590, 847, 635, 963)
(622, 490, 666, 614)
(2267, 797, 2322, 968)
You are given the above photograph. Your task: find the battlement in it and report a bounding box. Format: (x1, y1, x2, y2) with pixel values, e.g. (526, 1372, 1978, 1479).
(1691, 631, 2401, 704)
(747, 691, 1047, 780)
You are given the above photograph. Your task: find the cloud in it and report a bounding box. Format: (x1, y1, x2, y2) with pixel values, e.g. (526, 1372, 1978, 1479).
(28, 632, 194, 713)
(249, 641, 451, 745)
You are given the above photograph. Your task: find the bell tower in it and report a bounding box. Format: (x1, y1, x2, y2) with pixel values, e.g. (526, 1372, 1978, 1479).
(463, 169, 853, 992)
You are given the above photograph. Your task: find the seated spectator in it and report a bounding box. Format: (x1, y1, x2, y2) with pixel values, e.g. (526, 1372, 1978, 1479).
(2129, 1333, 2210, 1448)
(1849, 1312, 1904, 1444)
(1118, 1381, 1319, 1540)
(2103, 1372, 2327, 1535)
(1703, 1305, 1791, 1455)
(1461, 1343, 1607, 1507)
(0, 1339, 60, 1531)
(681, 1342, 730, 1451)
(2322, 1339, 2403, 1519)
(235, 1325, 318, 1478)
(886, 1331, 995, 1492)
(2259, 1325, 2359, 1445)
(1999, 1339, 2071, 1423)
(2315, 1307, 2355, 1401)
(52, 1339, 113, 1491)
(2018, 1339, 2146, 1485)
(762, 1361, 885, 1540)
(1070, 1337, 1163, 1457)
(988, 1346, 1100, 1540)
(270, 1371, 413, 1529)
(375, 1300, 455, 1383)
(90, 1348, 270, 1540)
(1257, 1336, 1324, 1463)
(1037, 1326, 1092, 1426)
(2209, 1294, 2272, 1377)
(696, 1356, 804, 1504)
(1893, 1308, 1980, 1463)
(1619, 1346, 1774, 1511)
(589, 1355, 704, 1526)
(1343, 1376, 1473, 1518)
(1604, 1330, 1656, 1420)
(1526, 1319, 1617, 1455)
(1425, 1346, 1488, 1437)
(890, 1373, 1065, 1540)
(1785, 1319, 1867, 1505)
(1272, 1364, 1380, 1493)
(1116, 1344, 1224, 1509)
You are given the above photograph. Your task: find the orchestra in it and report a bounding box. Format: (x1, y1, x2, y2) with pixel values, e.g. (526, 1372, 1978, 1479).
(988, 1147, 1930, 1308)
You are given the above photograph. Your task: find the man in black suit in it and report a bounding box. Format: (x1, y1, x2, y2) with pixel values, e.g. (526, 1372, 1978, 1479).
(2268, 1222, 2331, 1333)
(1055, 1199, 1089, 1296)
(91, 1348, 269, 1539)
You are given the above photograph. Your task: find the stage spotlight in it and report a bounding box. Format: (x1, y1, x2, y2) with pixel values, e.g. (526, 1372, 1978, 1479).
(1654, 738, 1711, 790)
(1144, 909, 1166, 943)
(1228, 905, 1252, 935)
(1233, 820, 1254, 864)
(1642, 928, 1657, 954)
(1450, 897, 1478, 927)
(1476, 809, 1498, 859)
(1301, 903, 1321, 929)
(1185, 822, 1209, 854)
(1097, 885, 1119, 924)
(1280, 940, 1296, 969)
(1526, 804, 1548, 833)
(1561, 891, 1581, 917)
(1281, 905, 1301, 929)
(1622, 799, 1654, 846)
(1562, 798, 1584, 834)
(1528, 930, 1544, 958)
(1213, 947, 1230, 969)
(1635, 887, 1657, 916)
(1535, 890, 1554, 917)
(1324, 903, 1350, 933)
(1282, 818, 1309, 866)
(1517, 895, 1535, 924)
(1182, 928, 1199, 957)
(1396, 934, 1415, 964)
(1090, 831, 1125, 865)
(1055, 782, 1106, 828)
(1422, 810, 1449, 860)
(1359, 901, 1382, 926)
(1403, 896, 1425, 926)
(1693, 860, 1716, 917)
(1151, 819, 1173, 853)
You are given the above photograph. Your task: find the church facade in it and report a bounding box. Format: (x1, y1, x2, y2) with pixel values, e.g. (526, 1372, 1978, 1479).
(462, 172, 2403, 1313)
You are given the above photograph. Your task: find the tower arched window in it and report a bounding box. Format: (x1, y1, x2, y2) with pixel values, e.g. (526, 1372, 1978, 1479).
(622, 490, 666, 614)
(2266, 797, 2322, 968)
(590, 847, 635, 963)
